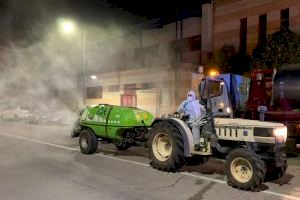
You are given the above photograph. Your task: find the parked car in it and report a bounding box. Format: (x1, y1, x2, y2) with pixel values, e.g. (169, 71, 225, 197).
(0, 107, 33, 121)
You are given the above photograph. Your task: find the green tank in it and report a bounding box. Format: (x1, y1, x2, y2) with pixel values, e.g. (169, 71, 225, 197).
(73, 104, 155, 153)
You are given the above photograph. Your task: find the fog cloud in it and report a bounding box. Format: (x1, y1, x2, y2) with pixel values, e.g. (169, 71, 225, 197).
(0, 1, 140, 122)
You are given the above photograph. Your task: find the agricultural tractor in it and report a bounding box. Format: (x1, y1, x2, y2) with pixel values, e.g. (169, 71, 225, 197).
(72, 78, 287, 190)
(207, 69, 300, 153)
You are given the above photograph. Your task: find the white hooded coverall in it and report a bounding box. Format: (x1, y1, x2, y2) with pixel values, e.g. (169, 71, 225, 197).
(177, 90, 205, 146)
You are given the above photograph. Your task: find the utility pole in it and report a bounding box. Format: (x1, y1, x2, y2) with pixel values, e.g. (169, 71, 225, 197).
(83, 33, 86, 105)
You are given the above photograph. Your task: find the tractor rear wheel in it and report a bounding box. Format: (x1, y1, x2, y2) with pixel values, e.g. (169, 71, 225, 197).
(148, 121, 185, 172)
(79, 129, 98, 154)
(226, 149, 266, 190)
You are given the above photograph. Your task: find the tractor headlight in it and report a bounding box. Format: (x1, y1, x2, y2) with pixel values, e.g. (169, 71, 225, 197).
(226, 107, 231, 114)
(273, 127, 287, 143)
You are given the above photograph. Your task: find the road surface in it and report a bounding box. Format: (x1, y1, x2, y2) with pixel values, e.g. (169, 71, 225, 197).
(0, 121, 299, 200)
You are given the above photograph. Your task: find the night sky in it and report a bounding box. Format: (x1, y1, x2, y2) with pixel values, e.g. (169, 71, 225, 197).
(0, 0, 210, 46)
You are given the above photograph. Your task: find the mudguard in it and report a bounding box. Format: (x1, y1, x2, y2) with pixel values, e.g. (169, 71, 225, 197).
(152, 118, 194, 157)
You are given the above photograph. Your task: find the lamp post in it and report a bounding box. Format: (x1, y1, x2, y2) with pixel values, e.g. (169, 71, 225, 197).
(59, 19, 87, 105)
(83, 33, 86, 105)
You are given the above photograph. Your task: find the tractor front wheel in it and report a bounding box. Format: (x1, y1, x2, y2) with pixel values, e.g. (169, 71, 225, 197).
(226, 149, 266, 190)
(265, 160, 287, 181)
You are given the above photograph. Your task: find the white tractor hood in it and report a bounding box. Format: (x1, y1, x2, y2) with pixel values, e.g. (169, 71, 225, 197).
(214, 118, 285, 128)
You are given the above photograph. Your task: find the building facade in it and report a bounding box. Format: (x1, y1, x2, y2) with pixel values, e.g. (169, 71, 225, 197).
(84, 0, 300, 116)
(213, 0, 300, 54)
(85, 17, 204, 116)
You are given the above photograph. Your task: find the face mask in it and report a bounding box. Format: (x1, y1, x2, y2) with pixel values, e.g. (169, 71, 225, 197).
(187, 96, 194, 102)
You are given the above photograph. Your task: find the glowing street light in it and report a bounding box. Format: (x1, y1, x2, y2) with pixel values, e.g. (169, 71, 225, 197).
(62, 21, 75, 33)
(58, 19, 76, 35)
(90, 75, 97, 80)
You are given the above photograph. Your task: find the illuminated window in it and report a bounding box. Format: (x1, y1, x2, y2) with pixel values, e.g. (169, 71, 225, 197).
(121, 94, 137, 107)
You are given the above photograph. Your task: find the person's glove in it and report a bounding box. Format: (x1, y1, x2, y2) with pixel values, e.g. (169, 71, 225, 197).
(182, 114, 190, 121)
(173, 112, 181, 118)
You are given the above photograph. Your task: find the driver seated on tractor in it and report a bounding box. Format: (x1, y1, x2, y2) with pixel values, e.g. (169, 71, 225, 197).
(177, 90, 206, 151)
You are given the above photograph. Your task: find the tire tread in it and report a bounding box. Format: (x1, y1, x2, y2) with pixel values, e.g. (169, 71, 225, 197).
(148, 121, 185, 172)
(226, 148, 266, 190)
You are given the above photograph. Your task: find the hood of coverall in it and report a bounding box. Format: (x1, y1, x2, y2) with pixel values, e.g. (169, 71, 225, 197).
(187, 90, 196, 102)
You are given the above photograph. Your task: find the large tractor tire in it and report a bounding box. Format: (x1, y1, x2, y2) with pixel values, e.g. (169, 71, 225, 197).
(79, 129, 98, 154)
(275, 160, 288, 179)
(265, 160, 287, 181)
(226, 149, 266, 190)
(147, 121, 185, 172)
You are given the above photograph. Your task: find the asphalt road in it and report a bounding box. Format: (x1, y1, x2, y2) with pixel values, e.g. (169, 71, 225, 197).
(0, 121, 300, 200)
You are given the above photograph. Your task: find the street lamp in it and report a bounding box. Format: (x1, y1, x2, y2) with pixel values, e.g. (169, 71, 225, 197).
(90, 75, 97, 80)
(61, 21, 75, 33)
(59, 19, 87, 105)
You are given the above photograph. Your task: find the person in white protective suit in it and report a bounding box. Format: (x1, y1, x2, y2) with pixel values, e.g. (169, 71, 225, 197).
(177, 90, 206, 151)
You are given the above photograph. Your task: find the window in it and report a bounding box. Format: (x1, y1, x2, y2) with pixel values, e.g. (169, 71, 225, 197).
(209, 80, 223, 97)
(124, 84, 136, 95)
(258, 14, 267, 46)
(141, 83, 155, 89)
(108, 85, 120, 92)
(240, 18, 247, 54)
(200, 80, 223, 99)
(121, 94, 137, 107)
(124, 84, 136, 90)
(281, 8, 289, 30)
(86, 86, 103, 99)
(187, 35, 201, 51)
